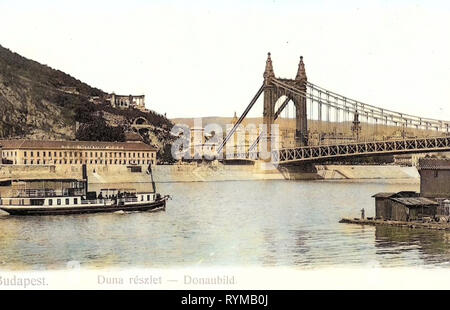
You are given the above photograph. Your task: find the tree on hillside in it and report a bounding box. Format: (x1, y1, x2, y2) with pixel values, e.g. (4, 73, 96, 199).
(157, 143, 177, 164)
(53, 94, 96, 123)
(75, 116, 125, 142)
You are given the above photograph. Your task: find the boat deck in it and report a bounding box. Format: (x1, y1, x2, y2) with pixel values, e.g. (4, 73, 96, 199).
(0, 198, 167, 216)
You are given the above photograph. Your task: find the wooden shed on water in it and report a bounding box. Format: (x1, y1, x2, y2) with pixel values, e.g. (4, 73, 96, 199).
(372, 191, 439, 221)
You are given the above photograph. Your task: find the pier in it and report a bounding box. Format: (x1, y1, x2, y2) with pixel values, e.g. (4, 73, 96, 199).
(340, 218, 450, 231)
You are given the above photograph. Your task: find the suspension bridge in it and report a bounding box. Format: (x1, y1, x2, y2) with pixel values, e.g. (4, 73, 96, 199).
(216, 53, 450, 165)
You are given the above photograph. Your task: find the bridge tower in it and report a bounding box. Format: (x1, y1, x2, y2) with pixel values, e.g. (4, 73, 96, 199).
(263, 53, 276, 149)
(262, 53, 309, 149)
(294, 56, 308, 146)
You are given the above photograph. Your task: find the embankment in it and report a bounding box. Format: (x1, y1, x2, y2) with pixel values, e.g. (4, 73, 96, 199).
(0, 164, 420, 194)
(152, 163, 419, 183)
(315, 165, 419, 180)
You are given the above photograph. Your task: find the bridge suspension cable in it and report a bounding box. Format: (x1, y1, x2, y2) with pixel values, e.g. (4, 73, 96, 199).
(248, 96, 291, 153)
(307, 81, 450, 132)
(270, 78, 449, 134)
(216, 83, 265, 154)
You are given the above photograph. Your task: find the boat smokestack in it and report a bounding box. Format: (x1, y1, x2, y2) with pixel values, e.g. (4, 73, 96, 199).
(82, 164, 88, 194)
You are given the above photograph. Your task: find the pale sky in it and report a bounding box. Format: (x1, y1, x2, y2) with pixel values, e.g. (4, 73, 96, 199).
(1, 0, 450, 120)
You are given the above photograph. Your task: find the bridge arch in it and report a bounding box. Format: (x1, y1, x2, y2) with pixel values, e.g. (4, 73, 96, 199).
(133, 117, 149, 126)
(274, 95, 289, 114)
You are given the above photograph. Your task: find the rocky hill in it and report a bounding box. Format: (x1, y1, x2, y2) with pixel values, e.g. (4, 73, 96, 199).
(0, 44, 174, 157)
(0, 44, 107, 139)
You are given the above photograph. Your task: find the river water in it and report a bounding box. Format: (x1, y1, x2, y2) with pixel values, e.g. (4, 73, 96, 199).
(1, 179, 450, 270)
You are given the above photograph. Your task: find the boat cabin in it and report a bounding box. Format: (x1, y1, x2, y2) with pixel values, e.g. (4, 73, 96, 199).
(0, 179, 157, 207)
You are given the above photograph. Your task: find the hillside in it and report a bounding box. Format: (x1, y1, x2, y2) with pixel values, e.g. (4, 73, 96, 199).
(0, 44, 174, 155)
(0, 44, 107, 139)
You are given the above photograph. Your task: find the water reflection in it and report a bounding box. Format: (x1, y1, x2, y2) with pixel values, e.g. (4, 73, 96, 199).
(260, 228, 311, 266)
(375, 226, 450, 266)
(1, 179, 443, 270)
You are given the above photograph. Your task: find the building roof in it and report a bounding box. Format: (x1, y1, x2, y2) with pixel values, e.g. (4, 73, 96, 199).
(109, 93, 145, 98)
(396, 191, 420, 197)
(391, 197, 439, 207)
(394, 154, 412, 159)
(124, 131, 144, 142)
(0, 140, 156, 151)
(418, 158, 450, 170)
(372, 192, 397, 198)
(372, 191, 418, 198)
(15, 178, 83, 182)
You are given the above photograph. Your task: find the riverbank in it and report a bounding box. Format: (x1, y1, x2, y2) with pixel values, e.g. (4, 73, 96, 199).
(0, 163, 420, 193)
(152, 163, 419, 183)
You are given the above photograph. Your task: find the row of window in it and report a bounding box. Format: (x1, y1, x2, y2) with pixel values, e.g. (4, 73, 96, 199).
(1, 194, 155, 206)
(49, 198, 78, 206)
(47, 194, 154, 206)
(2, 151, 17, 157)
(22, 159, 155, 165)
(19, 151, 154, 159)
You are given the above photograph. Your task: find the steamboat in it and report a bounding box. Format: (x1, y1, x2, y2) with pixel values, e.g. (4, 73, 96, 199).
(0, 164, 169, 216)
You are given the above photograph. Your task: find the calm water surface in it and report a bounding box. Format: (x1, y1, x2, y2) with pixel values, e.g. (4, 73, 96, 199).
(1, 179, 450, 270)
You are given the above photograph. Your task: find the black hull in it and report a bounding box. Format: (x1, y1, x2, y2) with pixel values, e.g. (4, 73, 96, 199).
(2, 200, 166, 216)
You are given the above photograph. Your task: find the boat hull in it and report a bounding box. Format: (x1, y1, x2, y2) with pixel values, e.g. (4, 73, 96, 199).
(0, 199, 166, 216)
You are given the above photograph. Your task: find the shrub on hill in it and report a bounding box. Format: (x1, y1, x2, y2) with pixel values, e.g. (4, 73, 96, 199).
(75, 116, 125, 142)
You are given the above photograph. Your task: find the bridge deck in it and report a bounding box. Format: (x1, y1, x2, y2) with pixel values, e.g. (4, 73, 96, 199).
(270, 136, 450, 164)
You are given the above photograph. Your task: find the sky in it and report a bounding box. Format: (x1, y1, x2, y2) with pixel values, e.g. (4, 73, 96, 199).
(1, 0, 450, 120)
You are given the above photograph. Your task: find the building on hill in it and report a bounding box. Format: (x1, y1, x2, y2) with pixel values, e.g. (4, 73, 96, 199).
(0, 140, 156, 166)
(60, 86, 80, 95)
(107, 93, 146, 111)
(89, 96, 102, 105)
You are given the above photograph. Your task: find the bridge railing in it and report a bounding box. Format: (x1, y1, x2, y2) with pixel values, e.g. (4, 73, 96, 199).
(272, 135, 450, 164)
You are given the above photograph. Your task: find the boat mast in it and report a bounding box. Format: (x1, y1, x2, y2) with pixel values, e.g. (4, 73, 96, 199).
(147, 163, 156, 193)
